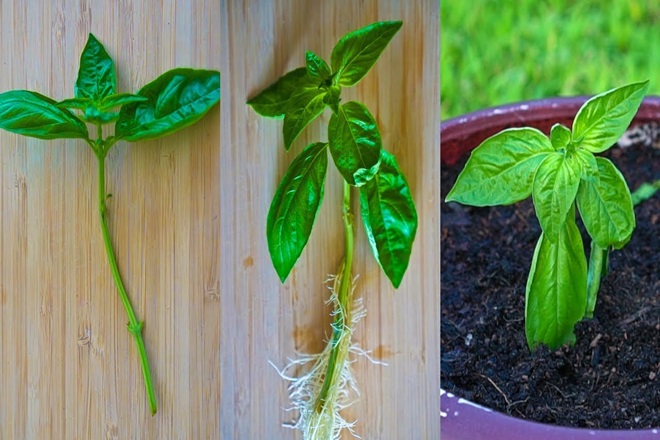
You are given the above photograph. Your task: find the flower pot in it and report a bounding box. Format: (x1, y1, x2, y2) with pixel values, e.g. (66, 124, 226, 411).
(441, 97, 660, 440)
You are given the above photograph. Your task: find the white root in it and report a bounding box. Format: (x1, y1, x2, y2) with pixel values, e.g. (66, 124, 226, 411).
(269, 273, 385, 440)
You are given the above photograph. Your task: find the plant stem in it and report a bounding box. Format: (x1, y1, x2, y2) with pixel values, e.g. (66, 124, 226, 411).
(585, 240, 608, 319)
(96, 147, 157, 415)
(316, 180, 354, 412)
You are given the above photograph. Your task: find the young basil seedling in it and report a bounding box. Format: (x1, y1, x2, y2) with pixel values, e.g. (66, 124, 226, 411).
(248, 21, 417, 438)
(446, 81, 649, 350)
(0, 33, 220, 415)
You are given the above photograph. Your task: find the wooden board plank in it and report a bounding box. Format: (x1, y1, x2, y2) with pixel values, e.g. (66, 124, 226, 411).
(0, 1, 221, 438)
(219, 0, 440, 438)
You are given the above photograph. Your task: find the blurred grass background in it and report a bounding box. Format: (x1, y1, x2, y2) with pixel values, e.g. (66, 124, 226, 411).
(441, 0, 660, 119)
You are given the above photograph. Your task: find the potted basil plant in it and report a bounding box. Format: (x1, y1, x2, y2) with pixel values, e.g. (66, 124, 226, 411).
(441, 83, 659, 439)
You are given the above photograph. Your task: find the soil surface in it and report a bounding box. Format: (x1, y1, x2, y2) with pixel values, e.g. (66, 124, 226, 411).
(441, 138, 659, 429)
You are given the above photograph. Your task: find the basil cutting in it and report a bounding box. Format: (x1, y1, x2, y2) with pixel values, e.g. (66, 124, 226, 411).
(0, 33, 220, 416)
(248, 21, 412, 439)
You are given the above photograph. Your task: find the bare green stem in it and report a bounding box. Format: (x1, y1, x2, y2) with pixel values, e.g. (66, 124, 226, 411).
(316, 180, 354, 412)
(95, 132, 157, 415)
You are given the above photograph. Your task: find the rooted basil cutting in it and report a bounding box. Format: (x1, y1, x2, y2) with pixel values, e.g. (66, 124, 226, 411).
(446, 81, 649, 350)
(248, 21, 413, 439)
(0, 33, 220, 415)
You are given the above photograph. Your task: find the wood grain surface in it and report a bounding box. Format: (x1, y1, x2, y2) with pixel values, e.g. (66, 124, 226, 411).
(0, 1, 439, 439)
(220, 1, 439, 439)
(0, 1, 221, 438)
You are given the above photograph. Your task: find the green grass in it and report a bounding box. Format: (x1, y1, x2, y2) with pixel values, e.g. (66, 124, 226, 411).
(441, 0, 660, 119)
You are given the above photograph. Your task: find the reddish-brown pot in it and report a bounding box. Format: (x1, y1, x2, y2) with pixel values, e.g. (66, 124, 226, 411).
(440, 96, 660, 440)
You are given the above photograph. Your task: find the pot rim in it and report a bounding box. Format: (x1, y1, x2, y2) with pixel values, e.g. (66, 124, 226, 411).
(441, 95, 660, 166)
(441, 388, 659, 439)
(441, 96, 660, 438)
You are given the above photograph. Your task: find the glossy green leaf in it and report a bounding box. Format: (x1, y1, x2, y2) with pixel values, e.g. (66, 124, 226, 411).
(572, 81, 649, 153)
(550, 123, 571, 150)
(98, 93, 148, 111)
(247, 67, 316, 119)
(57, 97, 92, 111)
(446, 128, 554, 206)
(360, 150, 417, 288)
(328, 101, 382, 186)
(331, 21, 402, 87)
(75, 33, 116, 101)
(576, 157, 635, 249)
(525, 210, 587, 350)
(532, 152, 581, 241)
(0, 90, 89, 140)
(282, 86, 327, 150)
(84, 106, 120, 124)
(306, 51, 331, 83)
(116, 68, 220, 142)
(574, 148, 599, 182)
(267, 142, 328, 282)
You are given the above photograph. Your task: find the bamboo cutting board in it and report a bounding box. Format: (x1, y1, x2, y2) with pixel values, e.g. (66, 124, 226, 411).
(220, 1, 439, 439)
(0, 1, 221, 438)
(0, 1, 439, 439)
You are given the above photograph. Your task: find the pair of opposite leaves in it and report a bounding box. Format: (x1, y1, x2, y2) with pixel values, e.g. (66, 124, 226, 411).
(0, 34, 220, 145)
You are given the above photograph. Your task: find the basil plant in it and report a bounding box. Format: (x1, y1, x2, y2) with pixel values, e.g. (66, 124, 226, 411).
(446, 81, 649, 350)
(248, 21, 417, 439)
(0, 33, 220, 414)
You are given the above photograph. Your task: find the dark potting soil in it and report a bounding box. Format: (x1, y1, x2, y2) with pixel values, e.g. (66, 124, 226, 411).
(441, 138, 659, 429)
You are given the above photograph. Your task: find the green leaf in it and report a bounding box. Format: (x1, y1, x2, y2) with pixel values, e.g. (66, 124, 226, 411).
(331, 21, 402, 87)
(550, 123, 571, 150)
(83, 106, 120, 124)
(306, 51, 332, 83)
(446, 128, 554, 206)
(525, 210, 587, 350)
(282, 86, 327, 150)
(116, 68, 220, 142)
(267, 142, 328, 282)
(57, 97, 92, 110)
(247, 67, 317, 119)
(75, 33, 116, 101)
(328, 101, 382, 186)
(98, 93, 148, 111)
(0, 90, 89, 140)
(572, 81, 649, 153)
(576, 157, 635, 249)
(532, 152, 581, 241)
(630, 180, 660, 206)
(360, 150, 417, 288)
(574, 148, 599, 182)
